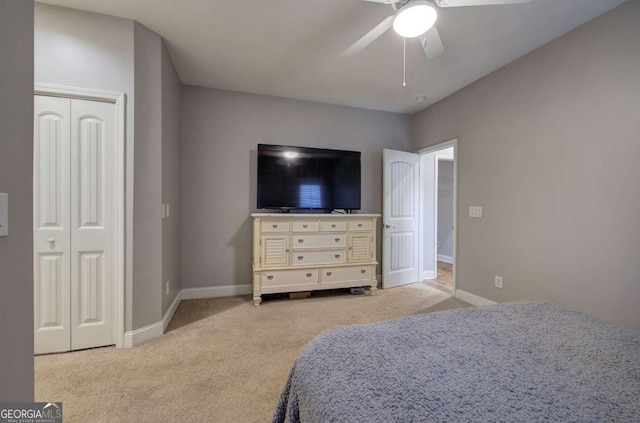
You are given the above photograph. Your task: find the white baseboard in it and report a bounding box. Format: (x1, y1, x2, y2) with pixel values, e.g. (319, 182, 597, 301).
(182, 284, 252, 300)
(455, 289, 496, 306)
(123, 321, 163, 348)
(163, 291, 182, 332)
(437, 254, 453, 264)
(421, 270, 437, 280)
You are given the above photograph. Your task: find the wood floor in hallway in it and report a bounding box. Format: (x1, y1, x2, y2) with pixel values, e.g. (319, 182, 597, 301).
(424, 260, 453, 293)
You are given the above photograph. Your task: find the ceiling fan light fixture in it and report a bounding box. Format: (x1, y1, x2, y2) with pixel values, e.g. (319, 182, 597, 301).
(393, 1, 438, 38)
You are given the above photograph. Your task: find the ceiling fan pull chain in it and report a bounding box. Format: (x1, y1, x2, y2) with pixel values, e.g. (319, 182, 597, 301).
(403, 37, 406, 87)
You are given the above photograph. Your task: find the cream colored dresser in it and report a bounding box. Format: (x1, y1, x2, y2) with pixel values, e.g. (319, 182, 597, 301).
(251, 213, 379, 306)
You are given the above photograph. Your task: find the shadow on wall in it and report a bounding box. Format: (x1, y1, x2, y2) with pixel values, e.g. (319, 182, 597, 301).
(229, 216, 253, 287)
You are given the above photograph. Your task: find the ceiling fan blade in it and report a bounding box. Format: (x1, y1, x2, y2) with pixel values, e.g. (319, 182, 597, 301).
(435, 0, 529, 7)
(360, 0, 396, 4)
(340, 15, 395, 57)
(419, 25, 445, 59)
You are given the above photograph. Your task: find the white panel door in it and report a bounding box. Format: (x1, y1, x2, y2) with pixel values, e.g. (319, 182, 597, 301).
(34, 96, 116, 354)
(34, 96, 72, 354)
(70, 99, 115, 350)
(382, 149, 420, 289)
(420, 152, 437, 281)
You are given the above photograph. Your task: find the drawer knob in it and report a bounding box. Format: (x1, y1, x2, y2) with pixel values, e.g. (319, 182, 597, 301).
(298, 256, 304, 260)
(303, 224, 308, 228)
(334, 238, 341, 242)
(358, 224, 362, 227)
(272, 224, 278, 228)
(306, 273, 312, 278)
(326, 272, 332, 276)
(298, 239, 304, 243)
(331, 224, 336, 228)
(267, 275, 274, 280)
(361, 269, 366, 274)
(334, 254, 340, 259)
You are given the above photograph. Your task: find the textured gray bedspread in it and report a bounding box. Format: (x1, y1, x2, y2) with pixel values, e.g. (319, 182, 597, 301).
(273, 302, 640, 422)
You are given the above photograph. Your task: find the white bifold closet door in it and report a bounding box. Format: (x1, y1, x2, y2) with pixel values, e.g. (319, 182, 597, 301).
(34, 95, 116, 354)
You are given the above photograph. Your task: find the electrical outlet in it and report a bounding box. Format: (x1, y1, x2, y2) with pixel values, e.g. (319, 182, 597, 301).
(165, 280, 170, 295)
(495, 275, 503, 289)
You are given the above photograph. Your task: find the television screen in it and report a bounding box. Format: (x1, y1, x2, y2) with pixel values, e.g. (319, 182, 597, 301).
(257, 144, 361, 211)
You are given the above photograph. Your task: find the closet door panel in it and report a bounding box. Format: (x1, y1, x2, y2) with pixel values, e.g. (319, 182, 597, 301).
(70, 99, 116, 350)
(34, 95, 72, 354)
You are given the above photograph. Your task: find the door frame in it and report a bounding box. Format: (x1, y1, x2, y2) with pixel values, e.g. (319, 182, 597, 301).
(417, 138, 458, 294)
(34, 83, 126, 348)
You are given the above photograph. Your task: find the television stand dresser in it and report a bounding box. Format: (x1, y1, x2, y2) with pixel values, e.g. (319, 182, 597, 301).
(251, 213, 380, 306)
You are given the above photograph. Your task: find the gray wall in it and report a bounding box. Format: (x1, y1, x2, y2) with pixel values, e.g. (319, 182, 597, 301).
(161, 40, 182, 315)
(133, 22, 163, 329)
(413, 1, 640, 329)
(437, 160, 454, 259)
(0, 0, 34, 401)
(181, 86, 412, 289)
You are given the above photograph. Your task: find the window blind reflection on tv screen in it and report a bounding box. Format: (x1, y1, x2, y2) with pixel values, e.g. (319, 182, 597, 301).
(257, 144, 361, 211)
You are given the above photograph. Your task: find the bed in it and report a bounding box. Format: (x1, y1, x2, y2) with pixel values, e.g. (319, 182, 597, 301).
(273, 302, 640, 422)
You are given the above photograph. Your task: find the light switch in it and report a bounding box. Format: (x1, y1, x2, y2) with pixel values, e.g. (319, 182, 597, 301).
(469, 206, 482, 218)
(0, 193, 8, 237)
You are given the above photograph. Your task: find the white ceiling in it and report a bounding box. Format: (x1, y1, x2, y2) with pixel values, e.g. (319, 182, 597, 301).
(37, 0, 626, 114)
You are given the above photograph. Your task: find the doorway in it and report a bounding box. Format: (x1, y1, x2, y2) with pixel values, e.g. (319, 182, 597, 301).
(33, 85, 125, 354)
(381, 139, 457, 292)
(418, 140, 457, 294)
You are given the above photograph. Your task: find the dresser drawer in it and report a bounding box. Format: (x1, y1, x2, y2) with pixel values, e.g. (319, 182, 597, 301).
(261, 269, 318, 287)
(319, 220, 347, 232)
(292, 234, 346, 249)
(291, 220, 319, 232)
(291, 250, 347, 266)
(320, 266, 373, 284)
(261, 220, 290, 233)
(348, 220, 372, 231)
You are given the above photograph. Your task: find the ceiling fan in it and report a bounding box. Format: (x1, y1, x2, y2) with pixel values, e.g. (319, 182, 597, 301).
(341, 0, 530, 59)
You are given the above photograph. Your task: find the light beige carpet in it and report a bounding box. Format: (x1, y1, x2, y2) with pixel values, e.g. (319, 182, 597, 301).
(35, 284, 470, 423)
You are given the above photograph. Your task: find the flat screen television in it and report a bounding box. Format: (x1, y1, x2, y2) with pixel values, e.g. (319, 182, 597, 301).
(257, 144, 361, 212)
